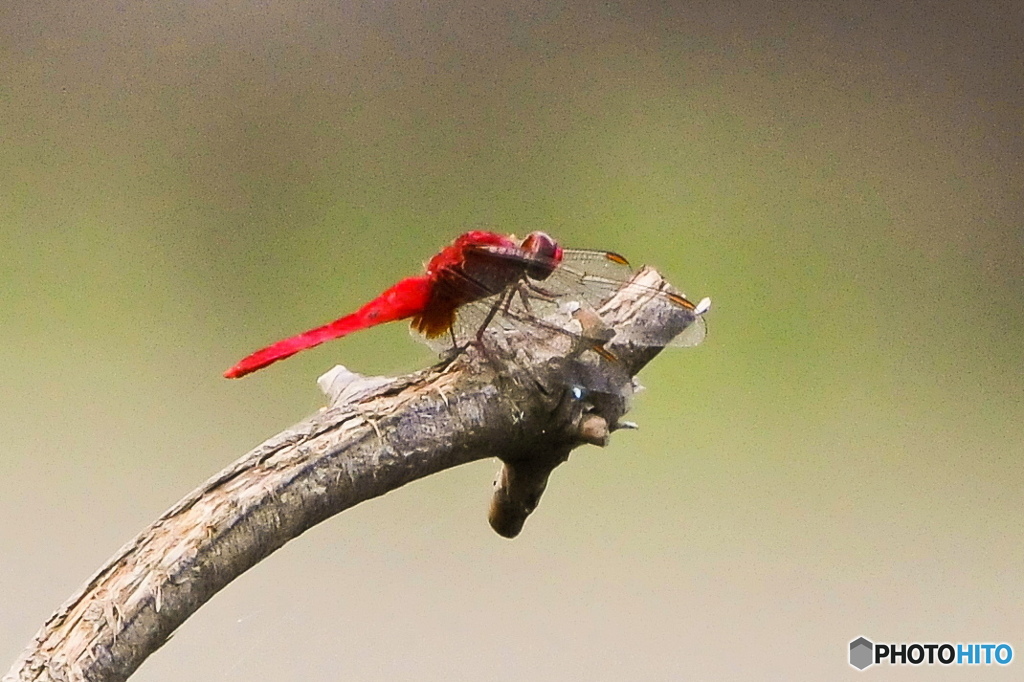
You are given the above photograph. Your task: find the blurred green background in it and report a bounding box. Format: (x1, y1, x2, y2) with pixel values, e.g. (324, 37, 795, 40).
(3, 0, 1022, 679)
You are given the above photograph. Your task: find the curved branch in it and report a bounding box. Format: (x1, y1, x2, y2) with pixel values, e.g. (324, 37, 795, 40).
(4, 268, 701, 682)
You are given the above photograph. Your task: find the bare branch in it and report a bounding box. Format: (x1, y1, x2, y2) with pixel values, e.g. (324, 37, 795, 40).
(4, 268, 701, 682)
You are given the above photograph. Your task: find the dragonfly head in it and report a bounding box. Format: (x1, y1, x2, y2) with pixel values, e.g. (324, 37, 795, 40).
(520, 231, 563, 280)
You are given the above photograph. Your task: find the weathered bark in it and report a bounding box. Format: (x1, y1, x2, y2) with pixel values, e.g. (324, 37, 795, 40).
(4, 267, 701, 682)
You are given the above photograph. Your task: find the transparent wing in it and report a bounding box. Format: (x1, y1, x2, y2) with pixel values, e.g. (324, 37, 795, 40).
(418, 245, 710, 352)
(542, 249, 710, 348)
(418, 286, 582, 354)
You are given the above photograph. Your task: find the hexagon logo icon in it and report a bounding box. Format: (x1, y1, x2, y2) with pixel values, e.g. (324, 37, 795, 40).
(850, 637, 874, 670)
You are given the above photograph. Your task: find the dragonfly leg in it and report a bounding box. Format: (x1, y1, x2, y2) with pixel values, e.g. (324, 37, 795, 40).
(435, 327, 470, 371)
(437, 295, 507, 370)
(524, 281, 559, 303)
(458, 288, 521, 371)
(515, 283, 535, 315)
(474, 286, 515, 345)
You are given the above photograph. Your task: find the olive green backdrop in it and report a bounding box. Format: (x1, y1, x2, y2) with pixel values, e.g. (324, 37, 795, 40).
(2, 1, 1021, 679)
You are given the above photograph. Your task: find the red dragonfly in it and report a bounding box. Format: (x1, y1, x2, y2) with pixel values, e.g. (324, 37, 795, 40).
(224, 231, 709, 379)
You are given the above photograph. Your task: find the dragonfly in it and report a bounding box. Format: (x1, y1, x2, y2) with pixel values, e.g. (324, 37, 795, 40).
(223, 230, 710, 379)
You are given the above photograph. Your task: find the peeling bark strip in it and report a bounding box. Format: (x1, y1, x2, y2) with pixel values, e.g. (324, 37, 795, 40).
(5, 268, 701, 682)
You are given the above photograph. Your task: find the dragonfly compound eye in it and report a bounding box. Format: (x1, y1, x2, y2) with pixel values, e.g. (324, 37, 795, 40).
(521, 231, 563, 280)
